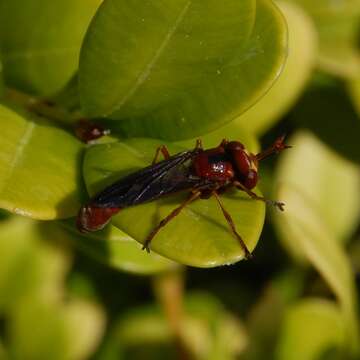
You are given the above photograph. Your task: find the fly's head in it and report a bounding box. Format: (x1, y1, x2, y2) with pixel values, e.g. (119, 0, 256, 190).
(225, 141, 259, 190)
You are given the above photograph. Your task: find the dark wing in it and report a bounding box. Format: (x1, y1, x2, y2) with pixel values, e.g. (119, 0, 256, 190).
(90, 150, 204, 208)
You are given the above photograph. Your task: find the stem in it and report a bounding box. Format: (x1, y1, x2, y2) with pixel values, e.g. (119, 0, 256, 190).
(5, 88, 75, 126)
(153, 269, 192, 360)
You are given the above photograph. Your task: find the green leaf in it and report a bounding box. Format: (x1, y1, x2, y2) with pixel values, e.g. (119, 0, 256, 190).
(8, 296, 105, 360)
(58, 220, 178, 275)
(237, 1, 317, 135)
(0, 217, 73, 313)
(243, 270, 305, 360)
(0, 216, 105, 359)
(275, 131, 360, 245)
(62, 300, 105, 360)
(79, 0, 287, 140)
(273, 131, 360, 355)
(176, 119, 259, 152)
(0, 103, 83, 219)
(348, 76, 360, 116)
(287, 0, 360, 78)
(292, 84, 360, 164)
(276, 299, 345, 360)
(83, 138, 265, 267)
(0, 0, 101, 96)
(110, 292, 247, 360)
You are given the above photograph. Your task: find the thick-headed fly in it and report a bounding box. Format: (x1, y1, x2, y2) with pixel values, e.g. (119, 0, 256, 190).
(77, 136, 290, 259)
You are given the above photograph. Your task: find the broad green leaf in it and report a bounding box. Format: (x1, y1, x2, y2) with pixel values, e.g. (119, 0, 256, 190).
(0, 0, 102, 96)
(108, 292, 247, 360)
(83, 138, 265, 267)
(288, 0, 360, 78)
(274, 131, 359, 355)
(176, 120, 259, 152)
(243, 270, 305, 360)
(62, 300, 105, 360)
(276, 299, 345, 360)
(275, 131, 360, 245)
(0, 216, 105, 359)
(0, 103, 83, 219)
(292, 84, 360, 164)
(79, 0, 287, 140)
(0, 217, 69, 312)
(237, 1, 317, 135)
(58, 220, 178, 275)
(9, 297, 105, 360)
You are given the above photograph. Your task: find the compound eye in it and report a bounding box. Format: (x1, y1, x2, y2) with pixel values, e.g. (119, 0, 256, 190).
(226, 141, 245, 152)
(244, 169, 258, 189)
(232, 149, 251, 175)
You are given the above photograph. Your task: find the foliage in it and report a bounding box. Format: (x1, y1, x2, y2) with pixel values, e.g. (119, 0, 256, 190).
(0, 0, 359, 359)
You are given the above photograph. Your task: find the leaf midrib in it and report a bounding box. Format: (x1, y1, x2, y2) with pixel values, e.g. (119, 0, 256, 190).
(1, 121, 35, 196)
(108, 0, 192, 116)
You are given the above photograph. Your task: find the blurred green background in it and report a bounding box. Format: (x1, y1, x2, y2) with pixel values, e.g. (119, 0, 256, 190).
(0, 0, 359, 359)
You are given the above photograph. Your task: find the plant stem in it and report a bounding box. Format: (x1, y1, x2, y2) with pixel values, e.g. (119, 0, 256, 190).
(153, 269, 193, 360)
(5, 88, 74, 126)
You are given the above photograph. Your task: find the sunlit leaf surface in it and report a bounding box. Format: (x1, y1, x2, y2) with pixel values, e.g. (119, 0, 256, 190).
(237, 1, 317, 135)
(80, 0, 287, 140)
(274, 131, 360, 355)
(0, 216, 105, 360)
(288, 0, 360, 78)
(276, 298, 345, 360)
(59, 220, 177, 275)
(0, 0, 101, 95)
(0, 103, 83, 219)
(275, 131, 360, 243)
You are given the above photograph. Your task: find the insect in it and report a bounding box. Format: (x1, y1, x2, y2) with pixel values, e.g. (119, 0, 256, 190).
(77, 136, 290, 259)
(75, 119, 110, 143)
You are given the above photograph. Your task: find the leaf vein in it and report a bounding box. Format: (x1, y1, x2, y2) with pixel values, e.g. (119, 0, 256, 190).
(110, 0, 192, 115)
(3, 121, 35, 193)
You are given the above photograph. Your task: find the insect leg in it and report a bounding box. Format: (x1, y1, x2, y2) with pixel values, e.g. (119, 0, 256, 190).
(212, 191, 252, 259)
(234, 181, 285, 211)
(218, 139, 229, 147)
(195, 139, 203, 150)
(255, 135, 291, 161)
(152, 145, 171, 165)
(142, 191, 201, 252)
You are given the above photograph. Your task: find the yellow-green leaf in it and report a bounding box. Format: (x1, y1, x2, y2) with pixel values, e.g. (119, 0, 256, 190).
(58, 220, 178, 275)
(287, 0, 360, 78)
(0, 0, 102, 96)
(80, 0, 287, 140)
(0, 103, 83, 219)
(276, 298, 345, 360)
(274, 131, 360, 355)
(237, 1, 317, 135)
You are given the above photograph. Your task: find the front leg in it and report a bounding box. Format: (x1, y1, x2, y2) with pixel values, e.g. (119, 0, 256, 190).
(142, 191, 201, 252)
(212, 191, 252, 259)
(234, 181, 285, 211)
(152, 145, 171, 164)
